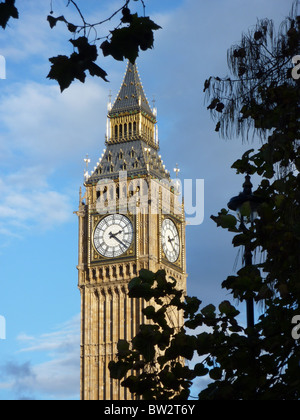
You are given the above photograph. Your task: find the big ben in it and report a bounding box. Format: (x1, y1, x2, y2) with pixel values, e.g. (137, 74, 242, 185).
(76, 61, 187, 400)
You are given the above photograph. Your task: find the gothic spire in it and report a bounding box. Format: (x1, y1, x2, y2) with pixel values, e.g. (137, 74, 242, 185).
(109, 61, 155, 120)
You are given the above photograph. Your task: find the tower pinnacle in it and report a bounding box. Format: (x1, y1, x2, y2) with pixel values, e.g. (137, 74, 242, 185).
(109, 61, 155, 119)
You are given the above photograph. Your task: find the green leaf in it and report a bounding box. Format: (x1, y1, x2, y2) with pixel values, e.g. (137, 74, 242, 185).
(48, 37, 109, 91)
(209, 367, 223, 381)
(201, 304, 216, 318)
(218, 300, 239, 317)
(47, 15, 66, 29)
(47, 55, 80, 92)
(67, 23, 78, 33)
(70, 36, 98, 62)
(87, 62, 109, 82)
(211, 209, 238, 232)
(194, 363, 209, 377)
(139, 269, 156, 284)
(0, 0, 19, 29)
(100, 14, 161, 63)
(108, 360, 130, 380)
(117, 339, 130, 356)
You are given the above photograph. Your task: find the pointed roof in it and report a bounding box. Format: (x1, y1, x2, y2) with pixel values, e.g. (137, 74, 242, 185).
(109, 61, 155, 119)
(85, 140, 170, 185)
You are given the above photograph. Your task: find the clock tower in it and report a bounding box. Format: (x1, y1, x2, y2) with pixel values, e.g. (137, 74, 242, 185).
(76, 62, 187, 400)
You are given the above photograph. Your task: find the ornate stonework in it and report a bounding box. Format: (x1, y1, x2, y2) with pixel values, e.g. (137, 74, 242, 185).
(76, 62, 187, 400)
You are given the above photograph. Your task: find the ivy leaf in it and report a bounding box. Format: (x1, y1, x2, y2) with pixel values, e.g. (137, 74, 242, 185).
(201, 304, 216, 318)
(209, 367, 223, 381)
(109, 360, 130, 381)
(48, 37, 108, 91)
(117, 339, 130, 356)
(194, 363, 209, 377)
(67, 23, 78, 33)
(88, 62, 109, 81)
(101, 14, 161, 63)
(47, 55, 81, 92)
(0, 0, 19, 29)
(211, 209, 239, 232)
(219, 300, 239, 317)
(47, 15, 66, 29)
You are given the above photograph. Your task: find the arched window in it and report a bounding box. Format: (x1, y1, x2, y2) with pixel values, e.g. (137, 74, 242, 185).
(124, 123, 127, 137)
(119, 124, 123, 138)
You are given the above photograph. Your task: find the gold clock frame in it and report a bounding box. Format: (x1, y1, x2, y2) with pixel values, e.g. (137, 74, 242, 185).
(161, 215, 183, 269)
(90, 213, 136, 264)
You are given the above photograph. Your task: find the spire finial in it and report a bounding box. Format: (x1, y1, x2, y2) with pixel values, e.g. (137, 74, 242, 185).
(108, 90, 112, 111)
(84, 154, 91, 180)
(174, 163, 180, 178)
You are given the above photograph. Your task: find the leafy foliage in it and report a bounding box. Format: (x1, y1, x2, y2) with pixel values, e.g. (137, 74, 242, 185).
(101, 13, 161, 64)
(0, 1, 161, 91)
(46, 0, 160, 91)
(109, 269, 243, 400)
(47, 37, 109, 92)
(204, 1, 300, 140)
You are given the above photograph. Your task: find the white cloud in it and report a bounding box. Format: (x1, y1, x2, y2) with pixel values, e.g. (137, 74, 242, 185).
(0, 315, 80, 400)
(0, 78, 109, 236)
(0, 168, 72, 235)
(0, 80, 108, 164)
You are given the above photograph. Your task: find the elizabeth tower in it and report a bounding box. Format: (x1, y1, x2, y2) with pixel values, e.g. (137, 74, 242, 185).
(76, 62, 187, 400)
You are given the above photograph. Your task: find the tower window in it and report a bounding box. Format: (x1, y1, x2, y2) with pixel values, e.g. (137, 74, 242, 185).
(119, 150, 123, 160)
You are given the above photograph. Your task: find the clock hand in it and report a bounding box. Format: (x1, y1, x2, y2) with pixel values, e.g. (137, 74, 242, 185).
(168, 236, 176, 251)
(109, 231, 127, 248)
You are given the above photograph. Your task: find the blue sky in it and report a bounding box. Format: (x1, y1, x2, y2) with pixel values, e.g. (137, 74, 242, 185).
(0, 0, 294, 400)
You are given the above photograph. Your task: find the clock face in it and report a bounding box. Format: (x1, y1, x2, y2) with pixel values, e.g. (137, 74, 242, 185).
(93, 214, 134, 258)
(161, 218, 180, 263)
